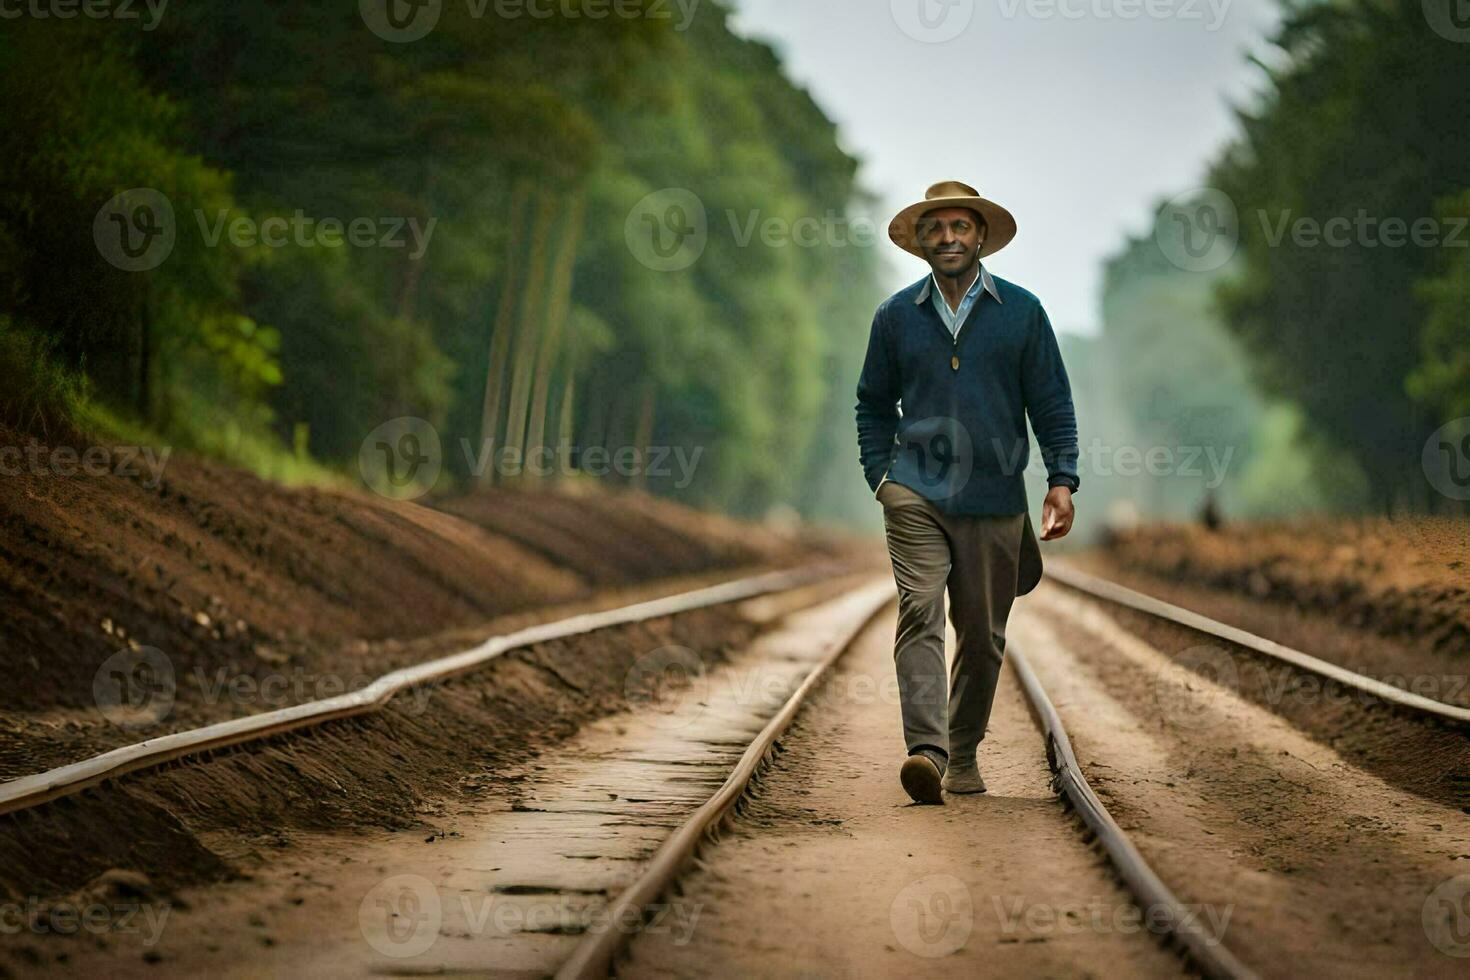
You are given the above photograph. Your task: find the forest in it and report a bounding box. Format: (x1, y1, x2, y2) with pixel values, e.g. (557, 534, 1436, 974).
(1, 0, 1466, 525)
(0, 0, 883, 522)
(1084, 0, 1470, 520)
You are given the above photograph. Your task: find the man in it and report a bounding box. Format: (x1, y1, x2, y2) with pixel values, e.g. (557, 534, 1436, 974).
(855, 180, 1080, 804)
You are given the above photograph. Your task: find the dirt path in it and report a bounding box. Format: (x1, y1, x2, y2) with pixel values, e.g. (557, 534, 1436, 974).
(13, 573, 1463, 977)
(1011, 582, 1470, 979)
(621, 610, 1185, 978)
(0, 582, 888, 978)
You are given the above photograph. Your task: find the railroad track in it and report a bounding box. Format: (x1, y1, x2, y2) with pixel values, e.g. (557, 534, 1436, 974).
(555, 574, 1270, 980)
(0, 563, 851, 817)
(562, 563, 1470, 977)
(8, 562, 1454, 978)
(1008, 646, 1257, 980)
(1044, 562, 1470, 726)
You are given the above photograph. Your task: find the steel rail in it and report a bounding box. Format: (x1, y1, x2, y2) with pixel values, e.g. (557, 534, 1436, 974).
(1045, 562, 1470, 725)
(554, 580, 895, 980)
(1009, 642, 1261, 980)
(0, 563, 853, 817)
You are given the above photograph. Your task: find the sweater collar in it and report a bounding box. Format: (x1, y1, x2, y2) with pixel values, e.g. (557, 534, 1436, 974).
(915, 262, 1002, 308)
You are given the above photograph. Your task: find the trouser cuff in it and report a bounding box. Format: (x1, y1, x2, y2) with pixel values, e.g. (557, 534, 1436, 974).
(911, 744, 948, 775)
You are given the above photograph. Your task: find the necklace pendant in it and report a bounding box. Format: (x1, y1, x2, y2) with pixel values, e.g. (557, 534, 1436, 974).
(950, 355, 960, 371)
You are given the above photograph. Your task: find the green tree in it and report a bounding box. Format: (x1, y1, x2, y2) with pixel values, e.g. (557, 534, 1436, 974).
(1209, 0, 1470, 509)
(0, 22, 276, 435)
(1409, 190, 1470, 421)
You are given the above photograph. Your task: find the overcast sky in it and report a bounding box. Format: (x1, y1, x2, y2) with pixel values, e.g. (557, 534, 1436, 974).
(725, 0, 1281, 334)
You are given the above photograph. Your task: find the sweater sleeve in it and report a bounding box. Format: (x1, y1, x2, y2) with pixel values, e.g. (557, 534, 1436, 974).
(854, 304, 900, 492)
(1020, 302, 1081, 492)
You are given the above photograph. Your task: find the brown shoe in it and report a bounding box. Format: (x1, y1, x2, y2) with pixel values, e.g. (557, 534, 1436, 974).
(900, 754, 944, 805)
(942, 761, 987, 794)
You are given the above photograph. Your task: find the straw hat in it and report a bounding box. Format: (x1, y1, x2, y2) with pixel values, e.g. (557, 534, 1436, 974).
(888, 180, 1017, 259)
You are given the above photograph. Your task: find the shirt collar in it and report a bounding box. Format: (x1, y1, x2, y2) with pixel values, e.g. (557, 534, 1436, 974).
(915, 262, 1002, 308)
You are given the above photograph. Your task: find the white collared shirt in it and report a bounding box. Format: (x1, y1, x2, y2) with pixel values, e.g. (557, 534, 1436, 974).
(925, 262, 1001, 337)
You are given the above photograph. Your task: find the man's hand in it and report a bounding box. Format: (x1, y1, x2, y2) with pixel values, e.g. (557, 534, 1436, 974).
(1040, 485, 1075, 541)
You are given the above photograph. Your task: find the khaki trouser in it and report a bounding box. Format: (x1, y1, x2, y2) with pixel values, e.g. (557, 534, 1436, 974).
(878, 480, 1026, 764)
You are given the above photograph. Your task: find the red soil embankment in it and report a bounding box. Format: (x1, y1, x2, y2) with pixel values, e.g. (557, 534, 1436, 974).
(1074, 517, 1469, 694)
(0, 424, 823, 722)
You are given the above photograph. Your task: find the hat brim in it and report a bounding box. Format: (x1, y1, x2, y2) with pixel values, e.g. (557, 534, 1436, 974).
(888, 196, 1017, 259)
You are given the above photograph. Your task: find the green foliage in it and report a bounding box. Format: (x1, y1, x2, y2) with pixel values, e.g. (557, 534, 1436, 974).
(1409, 191, 1470, 421)
(0, 19, 276, 438)
(490, 2, 881, 515)
(1208, 0, 1470, 508)
(0, 2, 881, 521)
(1234, 402, 1371, 516)
(0, 316, 90, 442)
(1084, 208, 1371, 525)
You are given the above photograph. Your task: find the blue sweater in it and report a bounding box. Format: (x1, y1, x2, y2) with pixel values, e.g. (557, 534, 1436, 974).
(855, 270, 1080, 516)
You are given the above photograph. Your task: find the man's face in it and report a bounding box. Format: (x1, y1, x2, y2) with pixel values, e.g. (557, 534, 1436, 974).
(917, 207, 985, 278)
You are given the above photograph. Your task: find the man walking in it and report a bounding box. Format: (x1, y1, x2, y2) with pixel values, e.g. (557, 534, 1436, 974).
(855, 180, 1080, 804)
